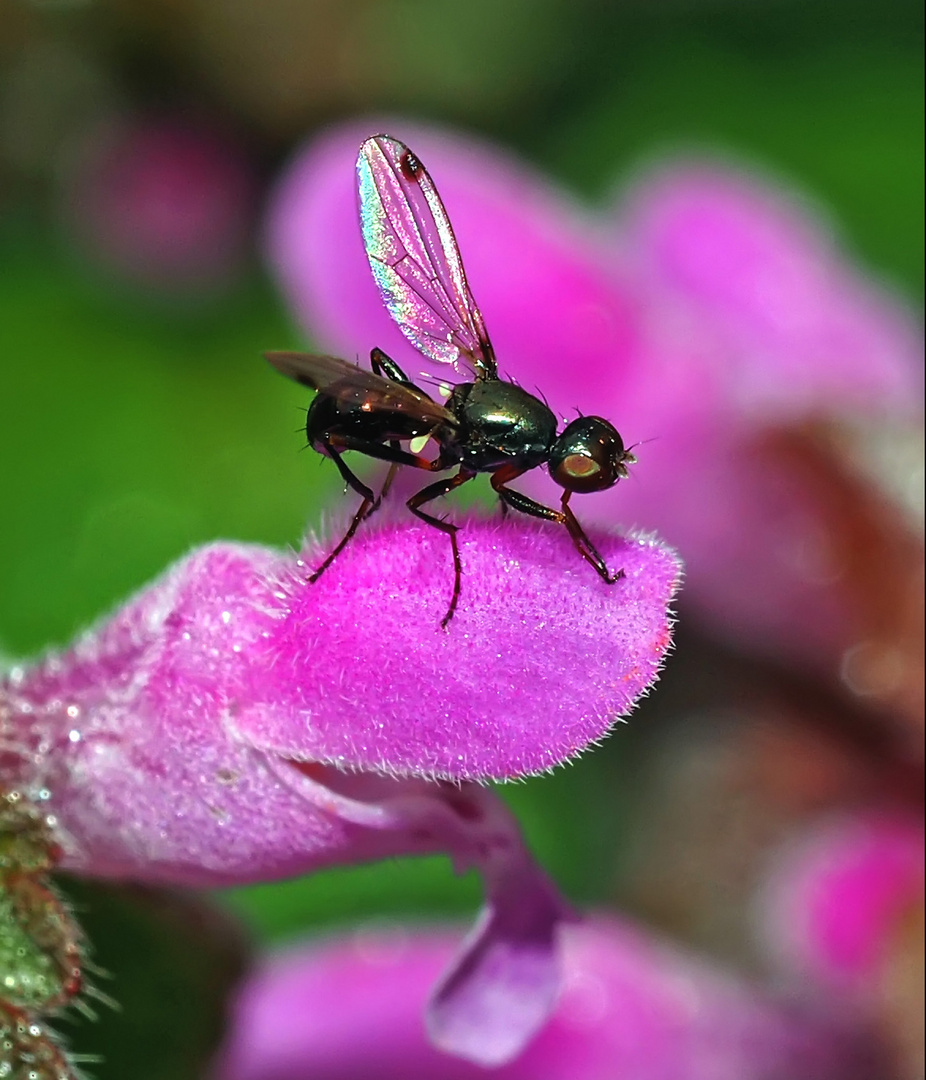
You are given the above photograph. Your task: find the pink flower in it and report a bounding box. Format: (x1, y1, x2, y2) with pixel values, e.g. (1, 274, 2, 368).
(616, 162, 920, 413)
(757, 813, 925, 999)
(61, 113, 255, 296)
(2, 523, 679, 1065)
(211, 915, 879, 1080)
(266, 120, 922, 688)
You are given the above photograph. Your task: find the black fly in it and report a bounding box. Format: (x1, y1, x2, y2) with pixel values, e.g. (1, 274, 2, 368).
(267, 135, 634, 626)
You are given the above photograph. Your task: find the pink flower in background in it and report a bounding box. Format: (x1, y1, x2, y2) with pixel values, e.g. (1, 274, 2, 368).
(2, 522, 680, 1064)
(616, 163, 920, 413)
(755, 813, 925, 1079)
(265, 120, 922, 698)
(758, 813, 924, 999)
(211, 915, 881, 1080)
(61, 113, 255, 296)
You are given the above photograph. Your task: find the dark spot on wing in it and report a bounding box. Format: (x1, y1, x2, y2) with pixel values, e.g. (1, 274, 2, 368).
(400, 150, 423, 183)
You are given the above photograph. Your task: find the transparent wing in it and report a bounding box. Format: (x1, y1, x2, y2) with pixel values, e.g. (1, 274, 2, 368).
(357, 134, 497, 381)
(265, 352, 458, 426)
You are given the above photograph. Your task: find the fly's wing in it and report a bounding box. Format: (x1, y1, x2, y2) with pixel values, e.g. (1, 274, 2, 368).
(265, 352, 458, 427)
(357, 135, 498, 382)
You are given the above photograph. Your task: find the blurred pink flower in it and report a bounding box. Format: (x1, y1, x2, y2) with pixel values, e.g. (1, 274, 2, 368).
(211, 915, 879, 1080)
(1, 522, 679, 1064)
(757, 812, 925, 999)
(616, 163, 920, 413)
(61, 113, 255, 296)
(265, 120, 923, 687)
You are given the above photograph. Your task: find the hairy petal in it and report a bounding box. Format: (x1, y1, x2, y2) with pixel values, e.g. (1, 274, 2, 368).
(2, 522, 677, 1065)
(1, 522, 678, 882)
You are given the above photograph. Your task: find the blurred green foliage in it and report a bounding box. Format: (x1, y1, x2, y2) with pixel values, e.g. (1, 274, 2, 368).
(0, 0, 922, 1074)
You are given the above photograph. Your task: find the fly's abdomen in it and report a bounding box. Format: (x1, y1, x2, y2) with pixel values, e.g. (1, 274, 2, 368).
(306, 385, 450, 456)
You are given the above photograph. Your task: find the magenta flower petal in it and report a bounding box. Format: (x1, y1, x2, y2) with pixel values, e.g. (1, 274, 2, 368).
(428, 848, 571, 1065)
(2, 521, 678, 881)
(266, 120, 644, 418)
(617, 162, 923, 414)
(757, 813, 925, 997)
(4, 523, 676, 1066)
(212, 916, 878, 1080)
(235, 520, 679, 780)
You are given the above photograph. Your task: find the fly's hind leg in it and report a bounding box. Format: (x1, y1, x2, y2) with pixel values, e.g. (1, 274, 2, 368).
(365, 349, 408, 517)
(368, 458, 400, 515)
(311, 434, 451, 584)
(407, 468, 476, 627)
(309, 440, 377, 583)
(366, 347, 444, 518)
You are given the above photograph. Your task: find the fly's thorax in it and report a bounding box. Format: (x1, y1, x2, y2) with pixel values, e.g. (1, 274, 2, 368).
(448, 379, 558, 472)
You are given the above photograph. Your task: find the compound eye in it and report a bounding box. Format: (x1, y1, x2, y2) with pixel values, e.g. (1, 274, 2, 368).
(552, 453, 601, 488)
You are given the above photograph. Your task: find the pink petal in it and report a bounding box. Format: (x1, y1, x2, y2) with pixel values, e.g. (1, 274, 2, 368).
(236, 521, 679, 781)
(758, 813, 925, 997)
(211, 916, 879, 1080)
(2, 522, 678, 886)
(428, 848, 572, 1065)
(3, 521, 678, 1067)
(62, 112, 255, 295)
(616, 161, 923, 414)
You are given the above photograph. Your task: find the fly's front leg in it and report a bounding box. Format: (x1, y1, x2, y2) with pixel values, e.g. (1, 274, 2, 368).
(490, 467, 623, 584)
(407, 468, 476, 627)
(491, 466, 560, 521)
(560, 490, 624, 584)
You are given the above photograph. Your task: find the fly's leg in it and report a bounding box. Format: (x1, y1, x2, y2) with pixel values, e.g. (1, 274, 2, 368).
(331, 434, 448, 472)
(490, 467, 624, 584)
(407, 468, 476, 627)
(309, 441, 377, 583)
(366, 347, 403, 517)
(367, 348, 445, 519)
(310, 435, 451, 583)
(368, 458, 400, 517)
(559, 490, 624, 583)
(370, 347, 416, 389)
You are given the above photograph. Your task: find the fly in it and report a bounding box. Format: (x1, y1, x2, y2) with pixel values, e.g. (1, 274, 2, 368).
(267, 134, 635, 627)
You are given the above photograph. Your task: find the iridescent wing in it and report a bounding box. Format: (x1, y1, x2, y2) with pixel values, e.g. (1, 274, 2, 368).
(357, 134, 498, 382)
(265, 351, 458, 426)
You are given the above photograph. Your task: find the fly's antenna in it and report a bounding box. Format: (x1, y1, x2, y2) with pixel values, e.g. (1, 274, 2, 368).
(626, 435, 660, 453)
(623, 436, 659, 484)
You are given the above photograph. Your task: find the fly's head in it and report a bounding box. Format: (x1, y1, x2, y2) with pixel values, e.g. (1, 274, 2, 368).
(549, 416, 635, 494)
